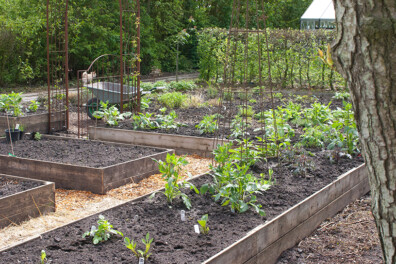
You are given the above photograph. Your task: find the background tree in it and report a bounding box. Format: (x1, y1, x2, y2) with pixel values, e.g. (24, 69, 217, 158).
(332, 1, 396, 263)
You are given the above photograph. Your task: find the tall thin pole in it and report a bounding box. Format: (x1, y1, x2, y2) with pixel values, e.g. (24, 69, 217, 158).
(46, 0, 51, 133)
(65, 0, 69, 130)
(119, 0, 124, 113)
(137, 0, 141, 113)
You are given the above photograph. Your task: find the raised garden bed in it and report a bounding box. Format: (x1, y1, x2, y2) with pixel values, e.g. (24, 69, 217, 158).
(0, 155, 368, 263)
(0, 174, 55, 229)
(88, 126, 229, 157)
(0, 111, 67, 134)
(0, 136, 173, 194)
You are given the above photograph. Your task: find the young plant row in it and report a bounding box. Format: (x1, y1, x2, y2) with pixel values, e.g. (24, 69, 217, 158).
(0, 92, 41, 117)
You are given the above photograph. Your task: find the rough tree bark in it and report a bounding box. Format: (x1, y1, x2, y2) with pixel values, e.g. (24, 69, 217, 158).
(332, 1, 396, 263)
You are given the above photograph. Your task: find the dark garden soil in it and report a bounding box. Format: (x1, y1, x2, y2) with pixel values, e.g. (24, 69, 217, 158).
(0, 138, 162, 168)
(0, 152, 363, 263)
(0, 175, 43, 198)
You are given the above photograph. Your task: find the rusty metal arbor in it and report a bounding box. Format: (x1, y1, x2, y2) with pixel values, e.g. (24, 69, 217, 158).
(46, 0, 69, 133)
(76, 0, 141, 137)
(214, 0, 278, 161)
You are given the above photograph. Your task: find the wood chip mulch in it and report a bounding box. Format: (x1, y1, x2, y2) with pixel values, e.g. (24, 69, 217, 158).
(277, 195, 383, 264)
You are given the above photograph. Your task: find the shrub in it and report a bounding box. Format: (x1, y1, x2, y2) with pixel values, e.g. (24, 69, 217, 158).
(158, 92, 187, 109)
(167, 80, 197, 92)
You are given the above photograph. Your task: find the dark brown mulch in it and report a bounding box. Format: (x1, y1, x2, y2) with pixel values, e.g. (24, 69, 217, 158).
(0, 138, 163, 168)
(277, 194, 383, 264)
(0, 175, 43, 198)
(0, 152, 363, 263)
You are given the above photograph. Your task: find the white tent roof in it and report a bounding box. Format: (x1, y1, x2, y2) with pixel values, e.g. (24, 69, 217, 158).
(301, 0, 335, 20)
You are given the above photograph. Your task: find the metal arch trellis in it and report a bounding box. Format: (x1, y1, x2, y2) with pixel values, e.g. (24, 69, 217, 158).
(46, 0, 69, 133)
(214, 0, 279, 163)
(76, 0, 141, 138)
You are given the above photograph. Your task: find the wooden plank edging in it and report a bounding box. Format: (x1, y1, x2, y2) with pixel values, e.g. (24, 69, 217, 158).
(0, 135, 173, 194)
(202, 164, 369, 264)
(0, 174, 55, 229)
(87, 126, 229, 157)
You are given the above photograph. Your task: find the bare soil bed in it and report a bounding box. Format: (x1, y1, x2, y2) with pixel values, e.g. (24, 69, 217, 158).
(1, 152, 363, 263)
(0, 175, 43, 198)
(0, 137, 162, 168)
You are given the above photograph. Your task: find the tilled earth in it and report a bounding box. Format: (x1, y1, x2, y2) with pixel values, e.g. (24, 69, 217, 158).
(0, 137, 163, 168)
(0, 175, 43, 198)
(1, 151, 363, 263)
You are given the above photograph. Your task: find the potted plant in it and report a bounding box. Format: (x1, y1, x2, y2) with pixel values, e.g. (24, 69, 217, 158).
(3, 92, 23, 143)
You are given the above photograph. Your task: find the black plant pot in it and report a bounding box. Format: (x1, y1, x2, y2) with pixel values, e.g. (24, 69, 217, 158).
(5, 129, 21, 143)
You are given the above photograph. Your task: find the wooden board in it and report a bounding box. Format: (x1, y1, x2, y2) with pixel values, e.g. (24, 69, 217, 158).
(0, 136, 173, 194)
(202, 164, 369, 264)
(88, 126, 230, 157)
(0, 174, 55, 229)
(0, 111, 66, 134)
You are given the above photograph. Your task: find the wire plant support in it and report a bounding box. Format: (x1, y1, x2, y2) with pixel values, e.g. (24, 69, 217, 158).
(46, 0, 69, 133)
(214, 0, 278, 165)
(76, 0, 141, 138)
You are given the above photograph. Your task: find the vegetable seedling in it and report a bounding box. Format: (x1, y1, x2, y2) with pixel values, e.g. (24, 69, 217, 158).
(197, 214, 209, 235)
(124, 233, 153, 261)
(40, 250, 47, 264)
(82, 215, 123, 244)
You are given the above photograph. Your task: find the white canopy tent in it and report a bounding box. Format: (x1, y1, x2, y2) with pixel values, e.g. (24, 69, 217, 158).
(300, 0, 335, 30)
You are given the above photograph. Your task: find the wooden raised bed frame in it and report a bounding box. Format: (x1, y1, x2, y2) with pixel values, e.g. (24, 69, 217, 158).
(0, 164, 369, 263)
(0, 174, 55, 229)
(0, 136, 173, 195)
(0, 111, 66, 134)
(88, 126, 229, 157)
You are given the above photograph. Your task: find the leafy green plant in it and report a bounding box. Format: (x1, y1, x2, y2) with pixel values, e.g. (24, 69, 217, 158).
(274, 92, 283, 99)
(141, 82, 154, 91)
(196, 114, 218, 134)
(230, 116, 251, 139)
(293, 152, 315, 176)
(156, 110, 186, 130)
(34, 132, 42, 141)
(140, 96, 151, 110)
(150, 154, 199, 209)
(197, 214, 209, 235)
(93, 101, 131, 126)
(158, 92, 187, 109)
(202, 143, 273, 216)
(167, 80, 197, 92)
(28, 100, 40, 112)
(0, 92, 23, 116)
(205, 163, 271, 216)
(332, 91, 350, 100)
(131, 112, 158, 130)
(40, 250, 47, 264)
(82, 215, 123, 244)
(124, 233, 154, 261)
(237, 105, 254, 117)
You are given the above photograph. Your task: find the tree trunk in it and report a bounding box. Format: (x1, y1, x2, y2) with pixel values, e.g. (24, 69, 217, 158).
(332, 1, 396, 263)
